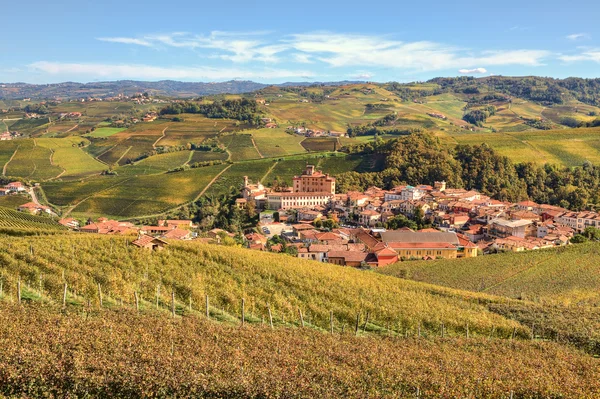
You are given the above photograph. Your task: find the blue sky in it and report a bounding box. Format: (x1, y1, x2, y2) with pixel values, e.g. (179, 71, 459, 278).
(3, 0, 600, 83)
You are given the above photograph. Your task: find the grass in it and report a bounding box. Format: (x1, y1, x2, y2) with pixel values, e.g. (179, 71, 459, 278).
(85, 127, 126, 138)
(189, 150, 228, 164)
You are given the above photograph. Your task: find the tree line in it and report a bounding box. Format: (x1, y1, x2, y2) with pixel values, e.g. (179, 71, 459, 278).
(160, 99, 262, 124)
(338, 133, 600, 210)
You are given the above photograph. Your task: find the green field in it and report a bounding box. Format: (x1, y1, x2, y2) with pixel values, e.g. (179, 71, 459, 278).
(4, 139, 63, 180)
(0, 206, 65, 232)
(378, 243, 600, 306)
(85, 127, 126, 138)
(70, 164, 226, 218)
(116, 150, 193, 176)
(219, 133, 261, 161)
(250, 128, 307, 157)
(443, 127, 600, 167)
(0, 194, 31, 209)
(189, 150, 228, 163)
(36, 137, 106, 178)
(204, 160, 273, 197)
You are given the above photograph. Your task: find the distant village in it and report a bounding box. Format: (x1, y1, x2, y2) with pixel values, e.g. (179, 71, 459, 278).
(4, 163, 598, 268)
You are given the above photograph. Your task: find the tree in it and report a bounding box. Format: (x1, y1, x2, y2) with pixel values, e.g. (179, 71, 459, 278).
(570, 234, 588, 244)
(385, 214, 417, 230)
(583, 226, 600, 241)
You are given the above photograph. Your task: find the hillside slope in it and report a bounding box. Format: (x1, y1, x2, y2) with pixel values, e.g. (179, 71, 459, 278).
(378, 243, 600, 306)
(0, 303, 597, 398)
(0, 233, 525, 338)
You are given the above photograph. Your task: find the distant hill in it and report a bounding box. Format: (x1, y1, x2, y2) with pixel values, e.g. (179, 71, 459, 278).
(0, 80, 366, 100)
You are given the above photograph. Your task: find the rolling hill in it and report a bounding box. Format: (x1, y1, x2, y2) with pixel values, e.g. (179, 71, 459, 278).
(0, 230, 599, 397)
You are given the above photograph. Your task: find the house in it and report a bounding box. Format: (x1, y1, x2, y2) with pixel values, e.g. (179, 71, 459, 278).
(58, 218, 80, 229)
(379, 230, 463, 259)
(487, 218, 534, 239)
(327, 251, 368, 267)
(132, 234, 168, 250)
(5, 182, 26, 192)
(162, 228, 193, 240)
(158, 219, 194, 229)
(17, 202, 53, 215)
(359, 210, 381, 226)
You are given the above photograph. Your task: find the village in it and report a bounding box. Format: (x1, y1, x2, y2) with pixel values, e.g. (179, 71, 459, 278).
(2, 162, 596, 267)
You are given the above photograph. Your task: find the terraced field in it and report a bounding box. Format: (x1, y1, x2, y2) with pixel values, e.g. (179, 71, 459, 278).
(301, 137, 340, 152)
(116, 150, 193, 176)
(70, 164, 227, 218)
(0, 206, 65, 231)
(250, 128, 306, 157)
(204, 160, 273, 197)
(4, 139, 63, 180)
(444, 127, 600, 166)
(36, 137, 106, 179)
(42, 176, 130, 207)
(189, 150, 228, 164)
(219, 133, 261, 161)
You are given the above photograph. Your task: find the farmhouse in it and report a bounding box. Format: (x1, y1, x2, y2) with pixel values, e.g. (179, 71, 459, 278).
(132, 234, 168, 250)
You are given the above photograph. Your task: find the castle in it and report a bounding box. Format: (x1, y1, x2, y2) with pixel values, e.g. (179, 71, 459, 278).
(241, 165, 336, 210)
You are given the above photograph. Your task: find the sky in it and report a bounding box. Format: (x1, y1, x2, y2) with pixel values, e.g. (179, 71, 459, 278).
(3, 0, 600, 84)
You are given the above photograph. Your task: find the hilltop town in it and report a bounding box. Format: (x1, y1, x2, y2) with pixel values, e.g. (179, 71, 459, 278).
(4, 162, 594, 269)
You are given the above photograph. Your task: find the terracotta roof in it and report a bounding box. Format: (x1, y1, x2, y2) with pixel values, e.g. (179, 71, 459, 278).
(163, 228, 191, 240)
(132, 235, 168, 247)
(327, 251, 368, 262)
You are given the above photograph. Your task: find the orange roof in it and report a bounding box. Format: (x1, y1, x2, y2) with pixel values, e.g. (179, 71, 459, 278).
(163, 228, 191, 240)
(387, 242, 456, 250)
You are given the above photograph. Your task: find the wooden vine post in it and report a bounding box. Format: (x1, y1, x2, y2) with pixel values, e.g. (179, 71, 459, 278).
(330, 310, 334, 334)
(62, 283, 68, 308)
(171, 291, 175, 317)
(17, 279, 21, 304)
(241, 298, 245, 326)
(267, 303, 273, 329)
(298, 308, 304, 327)
(134, 291, 139, 312)
(354, 313, 360, 335)
(205, 294, 209, 318)
(97, 283, 103, 308)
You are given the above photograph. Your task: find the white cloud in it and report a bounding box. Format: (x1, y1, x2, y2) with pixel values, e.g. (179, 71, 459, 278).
(27, 61, 314, 81)
(97, 31, 551, 72)
(559, 49, 600, 63)
(285, 32, 550, 71)
(351, 72, 373, 80)
(99, 31, 290, 63)
(98, 37, 153, 47)
(566, 33, 590, 41)
(458, 67, 487, 74)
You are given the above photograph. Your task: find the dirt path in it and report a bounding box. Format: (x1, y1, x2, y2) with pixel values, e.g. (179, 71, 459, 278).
(153, 126, 168, 148)
(125, 164, 234, 221)
(2, 145, 19, 176)
(184, 150, 195, 166)
(250, 136, 264, 158)
(193, 164, 232, 202)
(261, 160, 279, 182)
(115, 146, 132, 165)
(62, 177, 134, 217)
(65, 124, 79, 133)
(48, 148, 67, 179)
(28, 187, 41, 206)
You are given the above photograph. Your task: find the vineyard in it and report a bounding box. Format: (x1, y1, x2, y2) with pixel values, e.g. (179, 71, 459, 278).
(0, 303, 598, 398)
(378, 243, 600, 306)
(0, 207, 66, 233)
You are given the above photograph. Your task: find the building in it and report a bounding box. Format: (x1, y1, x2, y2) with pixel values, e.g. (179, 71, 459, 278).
(487, 218, 534, 239)
(267, 192, 333, 210)
(556, 211, 600, 233)
(292, 165, 336, 194)
(379, 230, 467, 260)
(132, 234, 168, 250)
